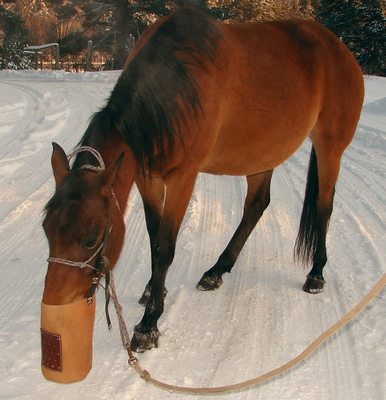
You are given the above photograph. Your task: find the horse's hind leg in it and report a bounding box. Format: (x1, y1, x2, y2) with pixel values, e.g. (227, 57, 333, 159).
(296, 142, 347, 293)
(197, 169, 273, 291)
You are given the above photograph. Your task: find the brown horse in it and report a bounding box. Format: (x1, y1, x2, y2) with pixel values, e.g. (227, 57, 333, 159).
(43, 6, 364, 353)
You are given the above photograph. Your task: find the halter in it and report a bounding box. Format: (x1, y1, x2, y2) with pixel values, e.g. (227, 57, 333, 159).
(68, 145, 106, 172)
(47, 146, 121, 329)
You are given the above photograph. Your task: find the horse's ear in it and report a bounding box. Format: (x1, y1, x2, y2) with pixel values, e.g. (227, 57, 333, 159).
(101, 152, 125, 187)
(51, 142, 69, 187)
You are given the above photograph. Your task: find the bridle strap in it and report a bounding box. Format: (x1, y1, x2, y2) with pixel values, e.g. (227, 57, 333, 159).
(67, 146, 106, 172)
(87, 213, 113, 328)
(47, 242, 104, 271)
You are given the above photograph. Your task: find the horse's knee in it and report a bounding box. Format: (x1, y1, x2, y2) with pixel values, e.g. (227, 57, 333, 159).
(138, 285, 168, 306)
(154, 239, 176, 267)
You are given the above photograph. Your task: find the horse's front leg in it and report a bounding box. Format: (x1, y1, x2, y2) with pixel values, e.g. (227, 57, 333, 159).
(136, 176, 165, 306)
(131, 169, 198, 353)
(130, 237, 174, 352)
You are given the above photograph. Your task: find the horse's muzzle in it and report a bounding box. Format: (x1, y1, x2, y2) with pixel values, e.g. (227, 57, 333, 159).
(40, 295, 96, 383)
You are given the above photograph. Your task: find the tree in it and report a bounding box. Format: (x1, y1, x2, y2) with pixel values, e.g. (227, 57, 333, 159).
(0, 5, 32, 69)
(13, 0, 57, 44)
(355, 0, 386, 75)
(315, 0, 386, 75)
(50, 0, 234, 70)
(229, 0, 314, 22)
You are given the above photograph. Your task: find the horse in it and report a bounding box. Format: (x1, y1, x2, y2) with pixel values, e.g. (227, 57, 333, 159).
(42, 6, 364, 353)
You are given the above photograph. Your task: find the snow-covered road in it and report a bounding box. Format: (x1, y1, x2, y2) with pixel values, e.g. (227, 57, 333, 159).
(0, 71, 385, 400)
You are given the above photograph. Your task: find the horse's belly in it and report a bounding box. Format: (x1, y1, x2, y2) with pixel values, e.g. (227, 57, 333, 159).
(200, 122, 312, 176)
(200, 150, 293, 176)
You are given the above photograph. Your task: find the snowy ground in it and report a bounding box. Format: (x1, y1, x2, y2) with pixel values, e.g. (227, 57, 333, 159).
(0, 70, 385, 400)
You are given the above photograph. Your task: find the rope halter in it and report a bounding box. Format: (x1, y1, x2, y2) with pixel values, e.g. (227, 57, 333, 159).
(67, 145, 106, 172)
(47, 242, 104, 272)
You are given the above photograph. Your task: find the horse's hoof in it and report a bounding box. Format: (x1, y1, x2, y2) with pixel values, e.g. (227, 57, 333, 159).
(130, 326, 160, 353)
(196, 273, 223, 291)
(138, 286, 168, 307)
(303, 274, 325, 294)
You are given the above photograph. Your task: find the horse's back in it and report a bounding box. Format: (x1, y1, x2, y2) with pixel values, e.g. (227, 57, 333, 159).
(221, 18, 363, 95)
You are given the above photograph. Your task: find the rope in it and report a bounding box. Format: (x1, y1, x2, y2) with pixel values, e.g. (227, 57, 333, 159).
(109, 272, 138, 365)
(47, 242, 103, 271)
(67, 145, 122, 213)
(68, 145, 106, 172)
(109, 271, 386, 395)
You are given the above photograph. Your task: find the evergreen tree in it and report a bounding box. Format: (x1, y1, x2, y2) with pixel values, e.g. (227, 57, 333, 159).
(0, 5, 32, 70)
(315, 0, 386, 76)
(355, 0, 386, 75)
(315, 0, 360, 42)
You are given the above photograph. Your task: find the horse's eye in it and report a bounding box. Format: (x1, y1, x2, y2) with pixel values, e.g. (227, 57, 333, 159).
(84, 239, 98, 249)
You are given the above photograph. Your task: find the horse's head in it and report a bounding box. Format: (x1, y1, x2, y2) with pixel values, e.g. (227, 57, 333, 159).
(42, 143, 125, 306)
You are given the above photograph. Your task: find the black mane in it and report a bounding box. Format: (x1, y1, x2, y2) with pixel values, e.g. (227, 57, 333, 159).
(75, 6, 222, 173)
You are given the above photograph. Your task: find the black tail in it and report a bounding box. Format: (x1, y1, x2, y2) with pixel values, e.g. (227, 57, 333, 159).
(295, 146, 319, 265)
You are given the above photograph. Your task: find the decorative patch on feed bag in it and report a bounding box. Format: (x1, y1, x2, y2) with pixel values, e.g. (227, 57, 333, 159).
(41, 329, 62, 372)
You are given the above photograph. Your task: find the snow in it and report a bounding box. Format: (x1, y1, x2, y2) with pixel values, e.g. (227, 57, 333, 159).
(0, 70, 385, 400)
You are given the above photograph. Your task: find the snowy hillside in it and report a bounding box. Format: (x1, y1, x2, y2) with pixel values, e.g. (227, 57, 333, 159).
(0, 70, 385, 400)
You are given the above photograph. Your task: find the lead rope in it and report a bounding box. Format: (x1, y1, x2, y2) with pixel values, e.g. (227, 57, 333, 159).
(108, 272, 139, 366)
(107, 271, 386, 394)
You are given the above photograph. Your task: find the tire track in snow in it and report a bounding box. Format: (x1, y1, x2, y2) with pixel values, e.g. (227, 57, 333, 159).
(0, 83, 78, 224)
(0, 80, 115, 223)
(124, 156, 311, 395)
(150, 174, 248, 387)
(0, 74, 385, 400)
(0, 83, 34, 150)
(0, 81, 78, 325)
(108, 138, 384, 400)
(0, 79, 118, 398)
